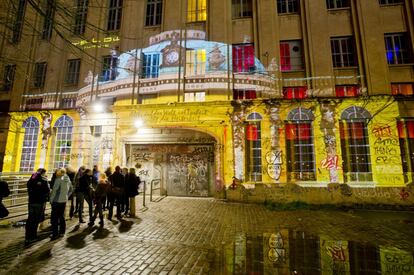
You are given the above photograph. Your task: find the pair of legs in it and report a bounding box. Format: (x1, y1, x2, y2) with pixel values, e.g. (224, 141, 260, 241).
(128, 196, 136, 217)
(77, 192, 93, 223)
(51, 202, 66, 238)
(90, 199, 104, 226)
(25, 203, 44, 242)
(108, 194, 122, 220)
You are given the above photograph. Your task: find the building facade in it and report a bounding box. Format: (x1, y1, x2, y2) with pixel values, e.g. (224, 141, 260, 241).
(0, 0, 414, 197)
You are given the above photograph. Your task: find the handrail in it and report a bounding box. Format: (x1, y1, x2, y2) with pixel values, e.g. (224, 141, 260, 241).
(150, 179, 161, 202)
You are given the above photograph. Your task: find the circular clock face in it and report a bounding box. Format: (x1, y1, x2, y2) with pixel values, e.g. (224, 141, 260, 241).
(166, 51, 179, 64)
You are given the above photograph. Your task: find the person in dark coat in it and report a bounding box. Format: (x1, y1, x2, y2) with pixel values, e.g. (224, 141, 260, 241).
(103, 167, 112, 210)
(89, 174, 109, 227)
(73, 166, 85, 216)
(77, 169, 94, 223)
(108, 166, 125, 220)
(125, 168, 140, 217)
(92, 165, 100, 189)
(0, 180, 10, 218)
(25, 168, 50, 244)
(65, 166, 76, 218)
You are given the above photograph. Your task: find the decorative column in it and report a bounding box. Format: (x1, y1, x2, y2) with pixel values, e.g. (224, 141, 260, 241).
(230, 104, 246, 181)
(266, 101, 283, 182)
(39, 112, 52, 168)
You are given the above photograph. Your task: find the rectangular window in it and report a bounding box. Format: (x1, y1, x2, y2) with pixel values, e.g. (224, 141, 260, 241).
(107, 0, 123, 31)
(25, 98, 43, 110)
(232, 0, 252, 19)
(398, 120, 414, 174)
(32, 62, 47, 88)
(101, 55, 118, 81)
(61, 98, 76, 109)
(277, 0, 299, 14)
(283, 87, 307, 99)
(385, 33, 413, 65)
(186, 49, 206, 76)
(331, 37, 357, 67)
(12, 0, 27, 43)
(391, 83, 414, 96)
(379, 0, 403, 4)
(246, 121, 262, 182)
(142, 53, 160, 78)
(280, 40, 303, 71)
(285, 122, 316, 181)
(187, 0, 206, 22)
(65, 59, 81, 85)
(326, 0, 350, 9)
(233, 89, 257, 100)
(232, 44, 255, 73)
(145, 0, 162, 26)
(340, 121, 372, 182)
(74, 0, 89, 35)
(2, 64, 16, 91)
(335, 85, 360, 97)
(42, 0, 56, 40)
(184, 91, 205, 102)
(140, 93, 158, 104)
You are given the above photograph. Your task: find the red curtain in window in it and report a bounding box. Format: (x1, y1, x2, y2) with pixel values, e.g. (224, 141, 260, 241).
(391, 84, 414, 96)
(283, 87, 307, 99)
(233, 46, 243, 73)
(246, 124, 258, 141)
(246, 90, 257, 99)
(349, 122, 365, 139)
(398, 121, 414, 139)
(285, 123, 311, 140)
(280, 43, 290, 71)
(335, 86, 359, 97)
(245, 44, 255, 71)
(233, 44, 254, 73)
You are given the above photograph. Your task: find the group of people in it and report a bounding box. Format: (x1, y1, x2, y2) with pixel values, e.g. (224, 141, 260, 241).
(25, 165, 141, 245)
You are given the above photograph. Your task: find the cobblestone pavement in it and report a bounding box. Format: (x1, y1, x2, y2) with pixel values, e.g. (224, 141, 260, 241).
(0, 197, 414, 274)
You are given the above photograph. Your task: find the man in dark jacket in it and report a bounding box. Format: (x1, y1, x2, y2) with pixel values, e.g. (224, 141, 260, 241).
(25, 168, 50, 244)
(77, 169, 94, 223)
(108, 166, 125, 220)
(0, 180, 10, 218)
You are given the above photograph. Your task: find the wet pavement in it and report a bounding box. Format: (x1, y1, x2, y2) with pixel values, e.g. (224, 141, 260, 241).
(0, 197, 413, 274)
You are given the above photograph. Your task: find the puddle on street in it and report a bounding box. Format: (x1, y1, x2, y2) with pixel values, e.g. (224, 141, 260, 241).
(216, 231, 414, 275)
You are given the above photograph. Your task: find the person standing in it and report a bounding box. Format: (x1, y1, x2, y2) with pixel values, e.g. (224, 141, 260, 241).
(65, 166, 76, 218)
(73, 166, 85, 216)
(108, 166, 124, 220)
(125, 168, 140, 217)
(49, 168, 73, 240)
(25, 168, 50, 245)
(89, 174, 109, 227)
(0, 180, 10, 218)
(92, 165, 100, 189)
(103, 167, 112, 210)
(77, 169, 94, 223)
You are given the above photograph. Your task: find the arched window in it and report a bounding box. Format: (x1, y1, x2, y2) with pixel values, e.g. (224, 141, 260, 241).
(285, 108, 316, 181)
(340, 106, 372, 182)
(20, 117, 40, 172)
(54, 115, 73, 169)
(246, 112, 262, 182)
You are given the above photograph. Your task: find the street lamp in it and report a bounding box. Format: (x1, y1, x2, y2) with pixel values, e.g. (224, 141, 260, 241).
(134, 119, 144, 128)
(93, 102, 104, 113)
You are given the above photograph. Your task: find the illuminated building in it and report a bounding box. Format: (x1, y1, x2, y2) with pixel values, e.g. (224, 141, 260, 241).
(0, 0, 413, 197)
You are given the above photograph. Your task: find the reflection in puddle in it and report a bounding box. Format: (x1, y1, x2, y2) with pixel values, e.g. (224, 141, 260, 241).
(218, 230, 414, 274)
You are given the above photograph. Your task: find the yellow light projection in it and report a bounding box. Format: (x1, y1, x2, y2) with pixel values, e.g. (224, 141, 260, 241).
(187, 0, 207, 22)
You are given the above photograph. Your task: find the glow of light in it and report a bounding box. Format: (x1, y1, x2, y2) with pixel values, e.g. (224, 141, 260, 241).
(134, 119, 144, 128)
(93, 103, 104, 113)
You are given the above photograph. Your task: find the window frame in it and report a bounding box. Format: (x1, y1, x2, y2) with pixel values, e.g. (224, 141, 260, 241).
(379, 0, 403, 5)
(280, 40, 304, 72)
(330, 36, 357, 68)
(73, 0, 89, 35)
(53, 115, 73, 169)
(184, 91, 206, 102)
(32, 62, 47, 88)
(187, 0, 207, 22)
(101, 55, 118, 81)
(277, 0, 299, 14)
(391, 83, 414, 96)
(283, 86, 308, 99)
(42, 0, 56, 40)
(65, 59, 81, 85)
(142, 52, 160, 79)
(12, 0, 27, 43)
(245, 113, 262, 182)
(20, 117, 40, 172)
(145, 0, 163, 26)
(2, 64, 16, 91)
(335, 85, 360, 97)
(186, 48, 206, 76)
(326, 0, 350, 9)
(384, 33, 413, 65)
(232, 0, 253, 19)
(232, 43, 255, 73)
(107, 0, 123, 31)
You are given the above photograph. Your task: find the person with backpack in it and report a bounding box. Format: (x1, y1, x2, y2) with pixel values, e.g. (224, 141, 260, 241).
(0, 180, 10, 218)
(25, 168, 50, 245)
(49, 168, 73, 240)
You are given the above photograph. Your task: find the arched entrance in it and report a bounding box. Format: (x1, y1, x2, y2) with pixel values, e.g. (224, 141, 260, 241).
(122, 128, 216, 197)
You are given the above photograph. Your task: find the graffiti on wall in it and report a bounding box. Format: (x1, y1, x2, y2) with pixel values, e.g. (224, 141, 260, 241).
(380, 248, 414, 275)
(320, 103, 339, 183)
(266, 101, 283, 182)
(229, 106, 246, 180)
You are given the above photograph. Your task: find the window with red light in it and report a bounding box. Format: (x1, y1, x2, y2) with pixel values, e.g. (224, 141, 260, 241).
(391, 83, 414, 96)
(233, 90, 257, 100)
(232, 44, 255, 73)
(397, 120, 414, 173)
(283, 87, 307, 99)
(280, 40, 303, 72)
(335, 85, 359, 97)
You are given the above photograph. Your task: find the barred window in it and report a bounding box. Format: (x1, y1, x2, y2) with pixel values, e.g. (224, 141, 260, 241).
(280, 40, 303, 71)
(187, 0, 206, 22)
(145, 0, 162, 26)
(74, 0, 89, 35)
(2, 64, 16, 91)
(186, 49, 206, 76)
(335, 85, 360, 97)
(331, 37, 357, 67)
(102, 55, 118, 81)
(385, 33, 413, 65)
(42, 0, 56, 40)
(32, 62, 47, 88)
(20, 117, 39, 172)
(12, 0, 26, 43)
(232, 44, 255, 73)
(65, 59, 81, 85)
(142, 53, 160, 78)
(54, 115, 73, 169)
(246, 113, 262, 182)
(184, 91, 205, 102)
(326, 0, 350, 9)
(277, 0, 299, 14)
(107, 0, 123, 31)
(232, 0, 252, 19)
(340, 106, 373, 183)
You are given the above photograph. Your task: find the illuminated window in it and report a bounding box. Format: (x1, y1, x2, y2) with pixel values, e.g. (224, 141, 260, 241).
(286, 108, 316, 182)
(32, 62, 47, 88)
(340, 106, 372, 182)
(102, 55, 118, 81)
(379, 0, 403, 4)
(12, 0, 26, 43)
(391, 83, 414, 96)
(326, 0, 350, 9)
(385, 33, 413, 65)
(20, 117, 39, 172)
(232, 0, 252, 18)
(145, 0, 162, 26)
(398, 120, 414, 174)
(25, 98, 43, 110)
(186, 49, 206, 76)
(142, 53, 160, 78)
(107, 0, 123, 31)
(74, 0, 89, 35)
(283, 87, 307, 99)
(277, 0, 299, 14)
(280, 40, 303, 71)
(61, 98, 76, 109)
(233, 89, 257, 100)
(184, 91, 205, 102)
(54, 115, 73, 169)
(42, 0, 55, 40)
(246, 113, 262, 182)
(2, 64, 16, 91)
(335, 85, 360, 97)
(187, 0, 206, 22)
(232, 44, 255, 73)
(65, 59, 81, 85)
(331, 37, 356, 67)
